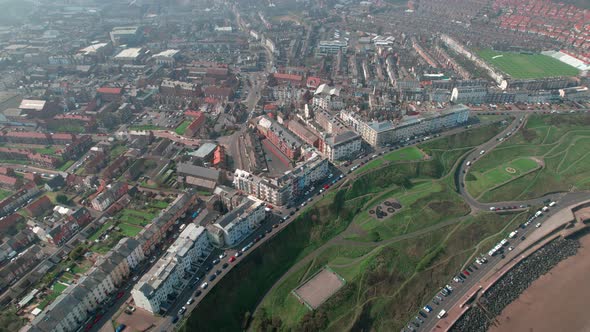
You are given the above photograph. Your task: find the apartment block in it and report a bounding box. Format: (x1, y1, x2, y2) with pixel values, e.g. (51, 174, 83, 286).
(132, 224, 211, 314)
(343, 104, 470, 147)
(207, 197, 266, 247)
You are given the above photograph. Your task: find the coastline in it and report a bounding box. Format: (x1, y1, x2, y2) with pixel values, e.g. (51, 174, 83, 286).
(489, 232, 590, 332)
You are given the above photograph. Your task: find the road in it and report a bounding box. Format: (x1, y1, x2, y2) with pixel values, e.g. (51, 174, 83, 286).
(419, 192, 590, 332)
(96, 108, 588, 331)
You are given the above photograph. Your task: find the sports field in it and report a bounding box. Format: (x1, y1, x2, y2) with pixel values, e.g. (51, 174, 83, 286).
(477, 49, 579, 79)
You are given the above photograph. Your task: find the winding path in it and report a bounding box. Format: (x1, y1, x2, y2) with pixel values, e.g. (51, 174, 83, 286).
(252, 113, 590, 323)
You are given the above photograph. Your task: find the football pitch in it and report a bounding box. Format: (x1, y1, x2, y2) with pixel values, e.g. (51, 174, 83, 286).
(477, 49, 579, 79)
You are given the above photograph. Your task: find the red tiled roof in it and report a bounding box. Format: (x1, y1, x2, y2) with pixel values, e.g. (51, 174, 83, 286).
(0, 174, 18, 185)
(273, 73, 303, 82)
(97, 87, 123, 95)
(4, 131, 49, 139)
(0, 167, 13, 175)
(51, 133, 76, 141)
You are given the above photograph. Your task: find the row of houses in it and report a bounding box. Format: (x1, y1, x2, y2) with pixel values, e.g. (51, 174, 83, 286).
(25, 191, 200, 331)
(27, 238, 144, 332)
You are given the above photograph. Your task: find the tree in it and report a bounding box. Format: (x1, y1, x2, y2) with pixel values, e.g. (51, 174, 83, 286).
(69, 244, 86, 261)
(56, 194, 70, 205)
(369, 230, 381, 242)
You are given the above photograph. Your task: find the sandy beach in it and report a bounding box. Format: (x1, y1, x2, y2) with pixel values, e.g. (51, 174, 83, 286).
(489, 233, 590, 332)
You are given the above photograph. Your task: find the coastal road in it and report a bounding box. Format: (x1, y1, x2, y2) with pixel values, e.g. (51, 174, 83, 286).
(152, 108, 588, 331)
(419, 192, 590, 332)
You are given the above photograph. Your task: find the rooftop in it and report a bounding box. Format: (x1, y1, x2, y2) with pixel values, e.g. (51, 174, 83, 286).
(114, 48, 144, 60)
(153, 49, 179, 58)
(215, 197, 263, 229)
(177, 163, 220, 181)
(189, 143, 217, 159)
(19, 99, 46, 111)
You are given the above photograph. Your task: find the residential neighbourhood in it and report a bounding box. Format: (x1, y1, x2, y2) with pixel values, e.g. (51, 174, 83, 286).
(0, 0, 587, 331)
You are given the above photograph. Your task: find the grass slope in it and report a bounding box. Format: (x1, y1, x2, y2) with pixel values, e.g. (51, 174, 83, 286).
(183, 123, 509, 332)
(476, 49, 579, 79)
(468, 114, 590, 202)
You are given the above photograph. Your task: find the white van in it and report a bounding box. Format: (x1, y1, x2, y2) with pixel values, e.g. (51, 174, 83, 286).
(466, 161, 471, 167)
(437, 309, 447, 319)
(549, 201, 556, 207)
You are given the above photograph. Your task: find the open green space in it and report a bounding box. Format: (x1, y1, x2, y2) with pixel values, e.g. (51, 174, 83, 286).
(0, 189, 11, 201)
(183, 117, 589, 331)
(88, 221, 114, 242)
(466, 157, 540, 198)
(38, 282, 69, 310)
(57, 160, 75, 171)
(468, 114, 590, 202)
(357, 146, 425, 172)
(476, 48, 579, 79)
(182, 123, 518, 332)
(117, 209, 155, 226)
(33, 146, 59, 155)
(175, 120, 193, 135)
(118, 223, 143, 237)
(109, 144, 128, 159)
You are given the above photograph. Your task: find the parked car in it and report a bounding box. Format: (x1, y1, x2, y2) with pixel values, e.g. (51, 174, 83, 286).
(178, 307, 186, 315)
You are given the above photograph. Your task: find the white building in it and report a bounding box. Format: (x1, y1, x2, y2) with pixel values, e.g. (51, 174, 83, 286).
(166, 224, 213, 272)
(132, 225, 211, 314)
(313, 84, 344, 110)
(233, 170, 291, 206)
(152, 49, 179, 66)
(113, 237, 145, 270)
(342, 104, 470, 147)
(288, 154, 330, 195)
(450, 86, 488, 104)
(113, 47, 148, 64)
(323, 131, 362, 161)
(131, 255, 181, 314)
(317, 40, 348, 55)
(209, 197, 266, 247)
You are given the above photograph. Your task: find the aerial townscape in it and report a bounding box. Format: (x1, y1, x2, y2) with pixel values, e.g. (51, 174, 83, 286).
(0, 0, 589, 331)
